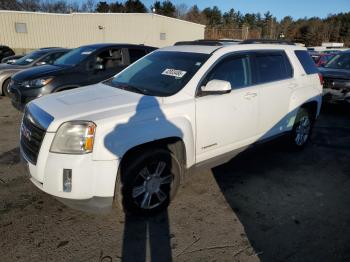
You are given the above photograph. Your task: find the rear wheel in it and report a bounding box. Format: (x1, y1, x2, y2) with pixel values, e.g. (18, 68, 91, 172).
(2, 79, 11, 97)
(289, 108, 313, 150)
(116, 148, 181, 215)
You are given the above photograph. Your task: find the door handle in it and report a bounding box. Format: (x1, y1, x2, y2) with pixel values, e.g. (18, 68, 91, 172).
(244, 92, 257, 100)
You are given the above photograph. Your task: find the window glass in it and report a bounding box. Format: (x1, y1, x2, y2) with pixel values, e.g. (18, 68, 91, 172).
(95, 48, 123, 70)
(256, 52, 293, 83)
(295, 50, 319, 74)
(105, 51, 209, 96)
(54, 46, 96, 66)
(325, 53, 350, 70)
(129, 49, 146, 63)
(14, 50, 47, 65)
(206, 55, 252, 89)
(39, 51, 67, 65)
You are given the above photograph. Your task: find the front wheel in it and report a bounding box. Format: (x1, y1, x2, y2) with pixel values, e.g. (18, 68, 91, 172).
(116, 148, 181, 215)
(2, 79, 11, 97)
(289, 108, 313, 150)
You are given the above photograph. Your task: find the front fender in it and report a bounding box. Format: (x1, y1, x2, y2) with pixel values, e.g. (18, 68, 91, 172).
(93, 115, 195, 168)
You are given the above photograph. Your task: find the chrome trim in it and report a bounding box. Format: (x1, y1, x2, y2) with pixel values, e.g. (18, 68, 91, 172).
(25, 102, 54, 130)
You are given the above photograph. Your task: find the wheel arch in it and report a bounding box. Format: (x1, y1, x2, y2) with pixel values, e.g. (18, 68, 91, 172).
(119, 136, 186, 173)
(1, 77, 11, 96)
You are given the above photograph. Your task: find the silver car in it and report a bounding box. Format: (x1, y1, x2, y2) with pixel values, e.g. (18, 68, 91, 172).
(0, 47, 69, 97)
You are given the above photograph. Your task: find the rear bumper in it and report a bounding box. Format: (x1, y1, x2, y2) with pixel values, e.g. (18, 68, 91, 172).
(323, 87, 350, 103)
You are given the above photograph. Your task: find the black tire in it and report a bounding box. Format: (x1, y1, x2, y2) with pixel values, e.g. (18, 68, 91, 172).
(289, 108, 313, 150)
(2, 78, 11, 97)
(116, 148, 181, 215)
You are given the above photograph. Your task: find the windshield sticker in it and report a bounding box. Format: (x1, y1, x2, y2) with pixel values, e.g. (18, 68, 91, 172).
(25, 58, 34, 62)
(162, 69, 187, 78)
(195, 62, 202, 66)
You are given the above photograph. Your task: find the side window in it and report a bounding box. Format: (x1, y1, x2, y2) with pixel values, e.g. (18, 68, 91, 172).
(39, 52, 66, 65)
(255, 51, 293, 84)
(129, 48, 147, 63)
(295, 50, 319, 74)
(206, 55, 252, 89)
(98, 48, 124, 70)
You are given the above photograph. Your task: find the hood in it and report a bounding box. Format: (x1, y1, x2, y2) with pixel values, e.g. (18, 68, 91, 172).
(12, 64, 69, 81)
(319, 67, 350, 80)
(31, 83, 162, 132)
(0, 63, 25, 73)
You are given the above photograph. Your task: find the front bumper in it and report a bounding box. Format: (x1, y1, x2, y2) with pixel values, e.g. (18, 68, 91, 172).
(9, 81, 54, 111)
(20, 132, 120, 212)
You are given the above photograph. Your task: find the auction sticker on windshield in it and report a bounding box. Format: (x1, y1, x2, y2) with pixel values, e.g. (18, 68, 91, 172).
(162, 69, 187, 78)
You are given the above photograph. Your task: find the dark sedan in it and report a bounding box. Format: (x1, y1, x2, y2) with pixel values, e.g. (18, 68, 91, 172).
(9, 43, 156, 110)
(319, 50, 350, 103)
(0, 48, 69, 97)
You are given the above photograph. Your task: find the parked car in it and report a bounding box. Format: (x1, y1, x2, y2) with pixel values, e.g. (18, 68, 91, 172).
(319, 50, 350, 103)
(308, 50, 321, 63)
(0, 45, 15, 61)
(1, 54, 24, 64)
(10, 43, 156, 110)
(0, 48, 69, 97)
(315, 52, 338, 67)
(20, 42, 322, 215)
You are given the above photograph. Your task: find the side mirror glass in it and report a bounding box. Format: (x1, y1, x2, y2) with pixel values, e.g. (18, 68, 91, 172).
(95, 64, 104, 70)
(35, 61, 47, 66)
(201, 80, 231, 94)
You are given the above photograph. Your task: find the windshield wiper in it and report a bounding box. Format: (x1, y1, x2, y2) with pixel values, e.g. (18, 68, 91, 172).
(113, 83, 147, 95)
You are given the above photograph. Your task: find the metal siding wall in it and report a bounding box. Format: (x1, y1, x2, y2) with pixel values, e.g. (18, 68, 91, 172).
(0, 11, 205, 50)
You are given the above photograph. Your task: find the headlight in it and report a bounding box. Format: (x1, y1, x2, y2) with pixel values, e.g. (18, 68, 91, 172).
(50, 121, 96, 154)
(22, 77, 54, 88)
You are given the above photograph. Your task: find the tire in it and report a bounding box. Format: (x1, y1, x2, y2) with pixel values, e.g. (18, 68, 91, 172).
(289, 108, 313, 150)
(116, 148, 181, 215)
(2, 79, 11, 97)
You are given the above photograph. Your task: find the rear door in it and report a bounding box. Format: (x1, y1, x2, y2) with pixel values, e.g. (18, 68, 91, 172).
(252, 50, 296, 139)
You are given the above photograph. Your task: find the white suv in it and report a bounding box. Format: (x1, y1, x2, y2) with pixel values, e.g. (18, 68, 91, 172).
(20, 42, 322, 214)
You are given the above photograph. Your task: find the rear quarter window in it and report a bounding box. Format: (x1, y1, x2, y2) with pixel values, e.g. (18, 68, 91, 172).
(295, 50, 319, 75)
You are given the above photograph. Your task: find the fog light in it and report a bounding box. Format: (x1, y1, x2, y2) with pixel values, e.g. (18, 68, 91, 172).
(63, 169, 72, 192)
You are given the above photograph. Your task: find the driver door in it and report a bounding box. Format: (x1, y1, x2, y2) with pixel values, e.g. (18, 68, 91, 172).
(195, 53, 260, 163)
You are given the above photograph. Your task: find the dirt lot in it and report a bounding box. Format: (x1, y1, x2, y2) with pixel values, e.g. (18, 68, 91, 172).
(0, 96, 349, 262)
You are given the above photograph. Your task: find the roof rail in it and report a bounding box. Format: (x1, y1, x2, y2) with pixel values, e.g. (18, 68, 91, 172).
(240, 39, 295, 45)
(174, 39, 242, 46)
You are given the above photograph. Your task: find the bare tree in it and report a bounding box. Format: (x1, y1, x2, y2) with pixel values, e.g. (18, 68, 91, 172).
(175, 3, 187, 19)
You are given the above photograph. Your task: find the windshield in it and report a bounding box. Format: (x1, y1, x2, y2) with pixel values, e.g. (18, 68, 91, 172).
(325, 53, 350, 70)
(105, 51, 209, 96)
(14, 50, 47, 65)
(54, 46, 96, 66)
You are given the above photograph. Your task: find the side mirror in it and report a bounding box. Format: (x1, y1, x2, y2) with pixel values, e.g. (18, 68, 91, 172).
(35, 61, 47, 66)
(201, 80, 231, 95)
(94, 64, 104, 70)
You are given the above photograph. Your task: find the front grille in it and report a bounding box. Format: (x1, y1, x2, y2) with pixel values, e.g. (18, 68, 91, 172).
(20, 110, 46, 165)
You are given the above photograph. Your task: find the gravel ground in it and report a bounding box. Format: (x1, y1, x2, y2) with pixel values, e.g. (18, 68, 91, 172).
(0, 96, 349, 262)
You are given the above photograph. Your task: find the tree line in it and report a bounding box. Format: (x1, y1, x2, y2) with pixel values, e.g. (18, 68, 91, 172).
(1, 0, 349, 46)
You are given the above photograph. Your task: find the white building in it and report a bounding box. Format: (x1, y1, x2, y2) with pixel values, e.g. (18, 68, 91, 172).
(0, 11, 205, 53)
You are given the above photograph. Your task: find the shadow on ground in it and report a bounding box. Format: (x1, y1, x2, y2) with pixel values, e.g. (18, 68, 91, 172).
(212, 103, 350, 262)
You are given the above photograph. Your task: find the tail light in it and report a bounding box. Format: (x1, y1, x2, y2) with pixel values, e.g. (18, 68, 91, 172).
(318, 73, 324, 86)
